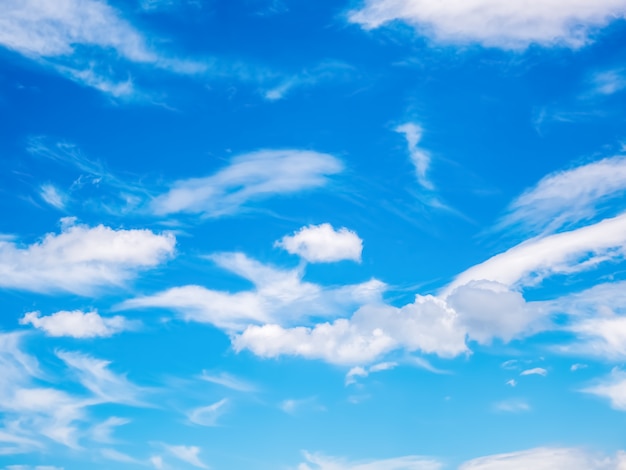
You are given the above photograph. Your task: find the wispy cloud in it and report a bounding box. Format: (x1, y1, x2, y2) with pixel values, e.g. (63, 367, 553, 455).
(200, 371, 257, 393)
(298, 451, 442, 470)
(492, 398, 531, 413)
(395, 123, 433, 191)
(348, 0, 626, 49)
(582, 368, 626, 411)
(120, 251, 385, 330)
(187, 398, 229, 427)
(496, 156, 626, 236)
(39, 184, 67, 210)
(164, 444, 209, 469)
(151, 149, 343, 217)
(520, 367, 548, 377)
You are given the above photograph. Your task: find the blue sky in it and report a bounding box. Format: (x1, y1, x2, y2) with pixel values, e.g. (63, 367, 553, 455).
(1, 0, 626, 468)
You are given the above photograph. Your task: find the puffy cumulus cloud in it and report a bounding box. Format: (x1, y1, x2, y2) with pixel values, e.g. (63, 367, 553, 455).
(348, 0, 626, 49)
(583, 368, 626, 411)
(297, 451, 443, 470)
(459, 447, 626, 470)
(446, 281, 546, 345)
(275, 223, 363, 263)
(20, 310, 135, 338)
(497, 156, 626, 235)
(444, 212, 626, 295)
(151, 150, 343, 217)
(120, 252, 385, 330)
(233, 296, 468, 365)
(0, 220, 175, 295)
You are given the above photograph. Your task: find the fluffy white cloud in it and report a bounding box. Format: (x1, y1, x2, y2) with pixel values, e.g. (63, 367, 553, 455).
(20, 310, 134, 338)
(151, 150, 343, 217)
(234, 296, 468, 365)
(395, 123, 433, 190)
(348, 0, 626, 49)
(447, 281, 545, 345)
(0, 221, 175, 295)
(583, 368, 626, 411)
(275, 223, 363, 263)
(444, 211, 626, 295)
(497, 156, 626, 235)
(298, 451, 443, 470)
(165, 445, 209, 469)
(188, 398, 229, 426)
(120, 252, 385, 330)
(459, 447, 626, 470)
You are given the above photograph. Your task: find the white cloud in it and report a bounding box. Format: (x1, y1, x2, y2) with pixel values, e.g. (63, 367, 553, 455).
(506, 379, 517, 387)
(348, 0, 626, 49)
(520, 367, 548, 377)
(56, 351, 146, 406)
(165, 445, 209, 469)
(90, 417, 130, 443)
(188, 398, 229, 427)
(275, 223, 363, 263)
(150, 456, 164, 469)
(151, 149, 343, 217)
(459, 447, 625, 470)
(0, 220, 175, 295)
(234, 296, 468, 365)
(444, 211, 626, 295)
(346, 362, 397, 385)
(497, 156, 626, 235)
(120, 252, 385, 330)
(0, 0, 203, 95)
(395, 123, 433, 190)
(100, 448, 140, 464)
(39, 184, 67, 210)
(571, 363, 588, 371)
(20, 310, 135, 338)
(583, 368, 626, 411)
(590, 69, 626, 96)
(446, 281, 546, 345)
(298, 451, 443, 470)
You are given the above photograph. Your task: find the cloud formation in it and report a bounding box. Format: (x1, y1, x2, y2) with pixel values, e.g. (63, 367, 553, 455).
(348, 0, 626, 49)
(276, 223, 363, 263)
(298, 451, 443, 470)
(151, 150, 343, 217)
(0, 220, 175, 295)
(395, 123, 433, 190)
(20, 310, 134, 338)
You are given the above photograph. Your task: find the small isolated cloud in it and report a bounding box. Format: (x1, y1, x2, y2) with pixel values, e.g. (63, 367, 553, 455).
(188, 398, 229, 426)
(0, 220, 175, 295)
(571, 363, 588, 372)
(497, 156, 626, 236)
(346, 362, 397, 385)
(583, 368, 626, 411)
(589, 69, 626, 96)
(100, 448, 140, 464)
(506, 379, 517, 387)
(279, 397, 324, 415)
(275, 223, 363, 263)
(520, 368, 548, 377)
(20, 310, 135, 338)
(164, 445, 209, 469)
(348, 0, 626, 50)
(493, 399, 531, 413)
(298, 451, 443, 470)
(151, 149, 343, 217)
(459, 447, 625, 470)
(395, 123, 433, 190)
(39, 184, 67, 210)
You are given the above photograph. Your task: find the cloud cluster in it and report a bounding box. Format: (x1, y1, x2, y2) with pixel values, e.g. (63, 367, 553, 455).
(348, 0, 626, 49)
(151, 150, 344, 217)
(0, 220, 175, 295)
(121, 251, 385, 330)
